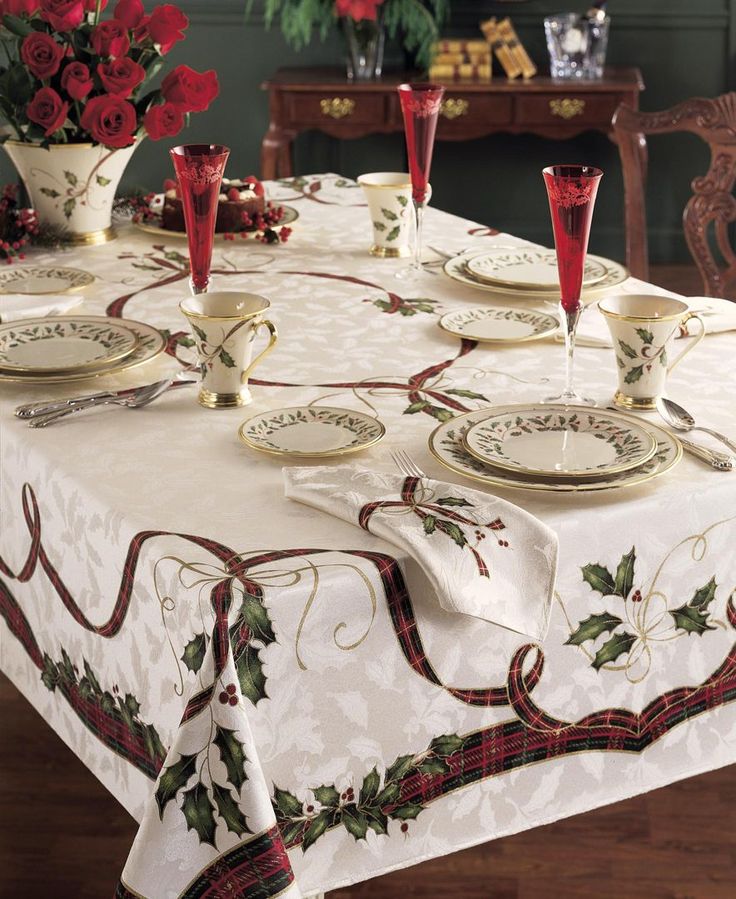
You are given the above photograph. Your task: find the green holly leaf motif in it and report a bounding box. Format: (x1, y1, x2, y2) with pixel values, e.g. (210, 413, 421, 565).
(64, 170, 78, 186)
(181, 781, 217, 846)
(386, 225, 401, 242)
(366, 809, 389, 835)
(100, 692, 115, 714)
(435, 519, 467, 548)
(39, 187, 60, 198)
(624, 365, 644, 384)
(219, 348, 235, 368)
(96, 175, 112, 187)
(60, 648, 75, 683)
(280, 820, 305, 846)
(581, 563, 616, 596)
(566, 612, 623, 647)
(213, 725, 248, 792)
(616, 356, 625, 369)
(659, 347, 668, 367)
(181, 632, 208, 673)
(62, 197, 75, 220)
(374, 782, 401, 808)
(592, 632, 636, 670)
(41, 654, 59, 692)
(635, 327, 654, 344)
(397, 306, 417, 317)
(313, 785, 340, 808)
(618, 340, 638, 359)
(82, 659, 101, 695)
(614, 547, 636, 599)
(385, 755, 414, 783)
(391, 804, 424, 820)
(423, 514, 437, 535)
(359, 767, 380, 806)
(176, 335, 195, 348)
(155, 753, 197, 818)
(273, 786, 303, 818)
(669, 604, 716, 636)
(430, 733, 464, 757)
(436, 497, 473, 508)
(123, 693, 140, 719)
(689, 576, 717, 610)
(419, 758, 449, 775)
(411, 301, 438, 314)
(342, 805, 369, 840)
(445, 388, 488, 401)
(192, 323, 207, 342)
(404, 400, 430, 414)
(240, 594, 275, 645)
(212, 782, 249, 836)
(142, 723, 165, 765)
(396, 194, 408, 207)
(381, 207, 398, 221)
(373, 220, 386, 232)
(302, 809, 332, 852)
(236, 643, 267, 705)
(164, 249, 190, 266)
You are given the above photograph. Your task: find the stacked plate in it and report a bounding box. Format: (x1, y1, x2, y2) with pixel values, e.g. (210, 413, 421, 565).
(443, 247, 629, 301)
(429, 404, 682, 493)
(0, 315, 166, 384)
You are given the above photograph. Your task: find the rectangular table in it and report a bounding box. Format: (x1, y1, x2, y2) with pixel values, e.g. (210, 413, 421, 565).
(1, 174, 735, 899)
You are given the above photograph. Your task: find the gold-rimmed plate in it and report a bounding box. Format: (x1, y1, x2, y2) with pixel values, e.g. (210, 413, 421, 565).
(0, 266, 95, 295)
(0, 317, 165, 383)
(465, 249, 607, 291)
(0, 316, 138, 374)
(239, 406, 385, 458)
(429, 407, 681, 493)
(462, 405, 658, 479)
(438, 306, 559, 344)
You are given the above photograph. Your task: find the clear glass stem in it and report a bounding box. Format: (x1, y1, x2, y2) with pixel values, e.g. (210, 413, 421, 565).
(413, 198, 425, 272)
(190, 277, 208, 295)
(561, 301, 581, 400)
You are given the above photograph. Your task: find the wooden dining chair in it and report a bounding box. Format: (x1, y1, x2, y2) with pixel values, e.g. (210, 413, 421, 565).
(613, 93, 736, 298)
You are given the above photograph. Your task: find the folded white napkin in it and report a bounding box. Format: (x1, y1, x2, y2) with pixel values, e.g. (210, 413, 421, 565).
(284, 465, 559, 640)
(0, 293, 83, 323)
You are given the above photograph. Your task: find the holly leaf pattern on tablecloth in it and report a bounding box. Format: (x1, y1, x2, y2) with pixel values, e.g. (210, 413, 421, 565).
(582, 563, 616, 595)
(212, 782, 250, 836)
(614, 547, 636, 599)
(445, 388, 489, 401)
(689, 576, 717, 610)
(385, 754, 414, 782)
(213, 725, 248, 792)
(181, 781, 217, 846)
(342, 805, 369, 840)
(274, 786, 303, 818)
(181, 632, 208, 673)
(359, 767, 380, 806)
(302, 809, 332, 852)
(236, 642, 267, 704)
(592, 632, 637, 670)
(155, 753, 197, 817)
(240, 594, 275, 644)
(423, 514, 436, 534)
(430, 733, 464, 757)
(436, 497, 474, 508)
(566, 612, 623, 647)
(670, 604, 716, 635)
(435, 519, 467, 548)
(391, 804, 424, 820)
(314, 785, 340, 808)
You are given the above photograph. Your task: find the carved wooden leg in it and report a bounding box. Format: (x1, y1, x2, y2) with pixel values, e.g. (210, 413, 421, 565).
(261, 125, 293, 180)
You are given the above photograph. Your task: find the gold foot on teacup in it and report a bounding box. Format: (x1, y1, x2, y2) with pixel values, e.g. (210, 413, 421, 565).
(67, 226, 117, 246)
(198, 386, 253, 409)
(613, 390, 657, 411)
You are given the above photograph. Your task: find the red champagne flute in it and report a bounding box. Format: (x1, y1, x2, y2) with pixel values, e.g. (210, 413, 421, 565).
(170, 144, 230, 295)
(542, 164, 603, 405)
(397, 83, 445, 279)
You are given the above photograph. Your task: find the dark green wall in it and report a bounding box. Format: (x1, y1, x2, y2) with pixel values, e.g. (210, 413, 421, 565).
(2, 1, 733, 262)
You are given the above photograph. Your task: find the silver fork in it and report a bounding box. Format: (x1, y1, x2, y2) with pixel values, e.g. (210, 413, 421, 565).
(390, 448, 427, 479)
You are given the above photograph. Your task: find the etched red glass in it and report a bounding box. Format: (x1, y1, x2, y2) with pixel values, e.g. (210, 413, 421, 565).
(542, 164, 603, 405)
(170, 144, 230, 294)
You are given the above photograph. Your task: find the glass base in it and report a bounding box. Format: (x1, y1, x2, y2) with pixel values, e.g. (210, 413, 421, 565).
(394, 262, 425, 281)
(543, 390, 596, 407)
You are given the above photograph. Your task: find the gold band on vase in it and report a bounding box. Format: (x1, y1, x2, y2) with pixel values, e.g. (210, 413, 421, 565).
(67, 226, 117, 246)
(370, 243, 411, 258)
(613, 390, 658, 411)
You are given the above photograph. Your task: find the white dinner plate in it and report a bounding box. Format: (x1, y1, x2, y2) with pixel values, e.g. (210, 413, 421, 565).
(465, 249, 607, 290)
(438, 306, 559, 344)
(463, 405, 658, 478)
(239, 406, 385, 458)
(0, 266, 94, 295)
(0, 316, 138, 373)
(428, 407, 681, 493)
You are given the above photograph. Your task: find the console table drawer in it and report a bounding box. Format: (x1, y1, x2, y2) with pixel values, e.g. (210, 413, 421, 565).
(516, 94, 619, 125)
(285, 93, 386, 126)
(436, 95, 513, 134)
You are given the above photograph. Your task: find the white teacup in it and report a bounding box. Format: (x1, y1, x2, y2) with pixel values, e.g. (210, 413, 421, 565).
(180, 291, 278, 409)
(358, 172, 426, 258)
(598, 294, 705, 410)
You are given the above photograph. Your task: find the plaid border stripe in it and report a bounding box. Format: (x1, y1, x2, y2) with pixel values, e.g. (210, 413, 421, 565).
(0, 577, 43, 669)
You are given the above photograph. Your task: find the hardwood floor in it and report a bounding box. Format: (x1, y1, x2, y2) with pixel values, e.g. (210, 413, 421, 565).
(2, 264, 731, 899)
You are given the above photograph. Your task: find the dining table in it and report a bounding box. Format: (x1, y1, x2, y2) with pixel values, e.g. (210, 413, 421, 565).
(1, 172, 736, 899)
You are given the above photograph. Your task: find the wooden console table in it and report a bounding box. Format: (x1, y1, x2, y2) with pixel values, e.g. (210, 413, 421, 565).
(260, 67, 644, 180)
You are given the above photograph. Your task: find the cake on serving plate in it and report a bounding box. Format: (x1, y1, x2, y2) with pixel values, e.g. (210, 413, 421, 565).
(161, 175, 278, 233)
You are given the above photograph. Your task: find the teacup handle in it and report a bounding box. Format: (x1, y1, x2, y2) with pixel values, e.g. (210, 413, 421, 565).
(667, 312, 705, 372)
(241, 319, 278, 384)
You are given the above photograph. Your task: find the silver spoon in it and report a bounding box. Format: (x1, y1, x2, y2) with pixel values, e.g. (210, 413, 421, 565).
(656, 397, 736, 454)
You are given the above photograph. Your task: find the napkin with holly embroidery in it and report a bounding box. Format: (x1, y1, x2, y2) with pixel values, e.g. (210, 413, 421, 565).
(283, 465, 559, 640)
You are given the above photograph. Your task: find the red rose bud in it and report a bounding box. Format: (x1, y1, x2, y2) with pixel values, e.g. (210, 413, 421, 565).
(161, 64, 218, 113)
(61, 61, 93, 100)
(40, 0, 85, 32)
(114, 0, 144, 29)
(26, 87, 69, 137)
(98, 57, 145, 97)
(91, 19, 130, 58)
(6, 0, 41, 15)
(80, 94, 137, 148)
(143, 101, 184, 140)
(145, 3, 189, 54)
(21, 32, 65, 81)
(335, 0, 385, 23)
(227, 187, 240, 201)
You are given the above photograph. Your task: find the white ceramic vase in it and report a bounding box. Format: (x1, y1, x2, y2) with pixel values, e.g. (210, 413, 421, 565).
(2, 140, 139, 244)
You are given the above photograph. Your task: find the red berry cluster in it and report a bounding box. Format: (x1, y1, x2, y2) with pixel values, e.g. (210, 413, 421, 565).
(218, 683, 238, 706)
(631, 589, 643, 603)
(129, 191, 161, 224)
(0, 184, 36, 263)
(341, 787, 355, 802)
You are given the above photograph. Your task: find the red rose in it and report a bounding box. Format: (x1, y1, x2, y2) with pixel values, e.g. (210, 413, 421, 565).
(61, 60, 93, 99)
(335, 0, 385, 22)
(5, 0, 41, 14)
(39, 0, 84, 31)
(80, 94, 137, 148)
(21, 32, 64, 80)
(114, 0, 143, 29)
(91, 19, 130, 57)
(83, 0, 105, 8)
(143, 101, 184, 140)
(145, 4, 188, 53)
(161, 65, 218, 113)
(26, 87, 69, 137)
(98, 57, 145, 97)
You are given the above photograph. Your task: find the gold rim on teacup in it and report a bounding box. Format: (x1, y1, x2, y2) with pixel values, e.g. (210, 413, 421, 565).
(598, 294, 691, 323)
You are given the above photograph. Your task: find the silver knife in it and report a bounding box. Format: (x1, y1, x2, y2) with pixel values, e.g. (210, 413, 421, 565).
(678, 436, 733, 471)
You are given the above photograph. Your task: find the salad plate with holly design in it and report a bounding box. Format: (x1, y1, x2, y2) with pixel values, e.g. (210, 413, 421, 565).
(0, 266, 94, 295)
(465, 249, 607, 290)
(239, 406, 386, 458)
(438, 306, 559, 344)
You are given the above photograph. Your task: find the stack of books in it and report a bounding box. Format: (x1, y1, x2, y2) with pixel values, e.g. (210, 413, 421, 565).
(428, 17, 537, 82)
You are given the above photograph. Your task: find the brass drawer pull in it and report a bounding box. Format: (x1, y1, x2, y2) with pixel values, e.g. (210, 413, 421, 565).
(440, 98, 470, 120)
(320, 98, 356, 119)
(549, 98, 586, 119)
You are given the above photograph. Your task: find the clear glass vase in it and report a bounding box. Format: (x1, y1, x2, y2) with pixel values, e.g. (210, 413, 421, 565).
(342, 12, 385, 81)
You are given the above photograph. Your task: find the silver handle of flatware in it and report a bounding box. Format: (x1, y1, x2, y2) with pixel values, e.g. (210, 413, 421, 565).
(692, 426, 736, 455)
(678, 436, 733, 471)
(28, 395, 127, 427)
(16, 390, 119, 419)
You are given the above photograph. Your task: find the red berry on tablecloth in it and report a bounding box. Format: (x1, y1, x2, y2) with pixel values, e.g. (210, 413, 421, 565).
(228, 695, 238, 706)
(401, 822, 409, 833)
(219, 691, 228, 703)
